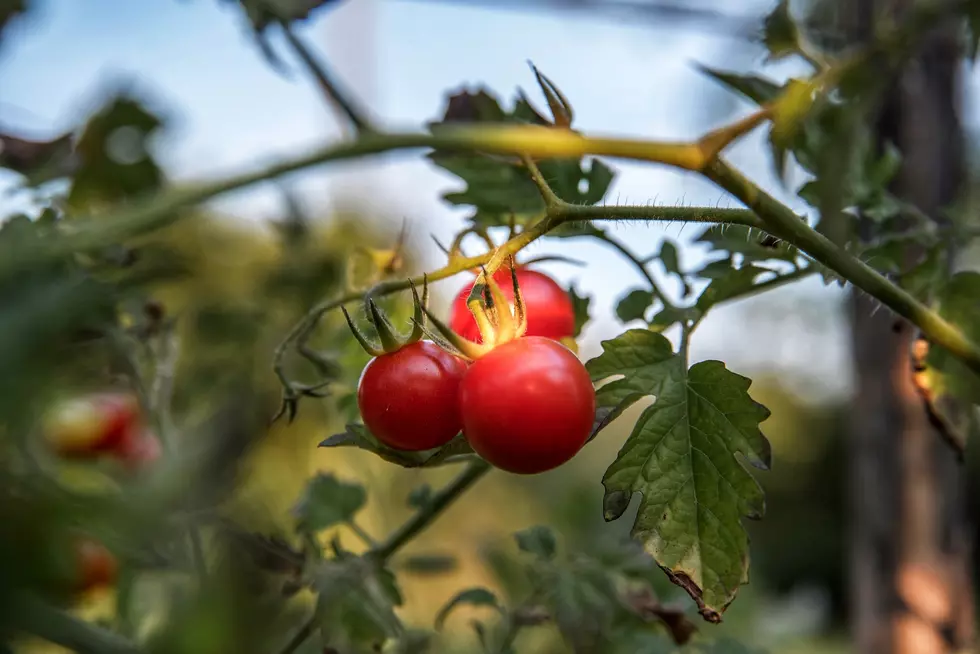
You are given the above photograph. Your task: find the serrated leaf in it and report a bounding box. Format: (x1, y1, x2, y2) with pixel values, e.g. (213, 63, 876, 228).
(694, 258, 735, 280)
(659, 240, 681, 277)
(586, 330, 772, 621)
(567, 283, 591, 337)
(313, 557, 401, 651)
(434, 588, 500, 630)
(648, 306, 699, 333)
(428, 88, 614, 228)
(698, 66, 782, 106)
(515, 525, 557, 560)
(320, 424, 474, 468)
(615, 288, 655, 323)
(294, 473, 366, 532)
(761, 0, 801, 62)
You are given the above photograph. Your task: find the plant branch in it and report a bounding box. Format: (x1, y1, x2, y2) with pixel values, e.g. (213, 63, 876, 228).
(370, 459, 491, 562)
(704, 158, 980, 376)
(521, 154, 561, 207)
(279, 21, 375, 134)
(12, 594, 141, 654)
(590, 230, 680, 313)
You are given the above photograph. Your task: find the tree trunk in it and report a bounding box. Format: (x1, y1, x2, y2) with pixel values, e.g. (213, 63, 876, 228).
(848, 2, 974, 653)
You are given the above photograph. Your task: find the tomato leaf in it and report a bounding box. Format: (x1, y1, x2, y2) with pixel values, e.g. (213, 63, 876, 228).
(917, 272, 980, 454)
(427, 87, 614, 228)
(586, 329, 772, 622)
(320, 424, 475, 468)
(567, 283, 591, 338)
(697, 66, 783, 106)
(313, 557, 402, 651)
(615, 288, 655, 323)
(695, 264, 772, 312)
(761, 0, 801, 62)
(294, 473, 366, 532)
(515, 525, 557, 560)
(434, 587, 500, 630)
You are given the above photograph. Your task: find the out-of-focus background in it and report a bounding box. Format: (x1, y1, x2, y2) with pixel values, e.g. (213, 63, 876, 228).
(3, 1, 980, 653)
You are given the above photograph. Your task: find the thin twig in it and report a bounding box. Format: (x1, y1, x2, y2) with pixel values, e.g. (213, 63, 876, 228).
(12, 594, 141, 654)
(591, 230, 680, 313)
(279, 21, 374, 133)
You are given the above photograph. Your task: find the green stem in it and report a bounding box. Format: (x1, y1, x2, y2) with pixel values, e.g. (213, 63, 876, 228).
(704, 158, 980, 376)
(279, 21, 374, 133)
(590, 230, 680, 313)
(370, 459, 491, 562)
(346, 519, 377, 548)
(12, 595, 141, 654)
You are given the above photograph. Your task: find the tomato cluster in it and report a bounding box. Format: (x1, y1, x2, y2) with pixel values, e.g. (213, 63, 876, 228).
(353, 265, 595, 475)
(43, 391, 161, 471)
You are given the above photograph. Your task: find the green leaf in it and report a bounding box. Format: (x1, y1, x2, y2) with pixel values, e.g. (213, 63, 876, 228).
(659, 240, 681, 277)
(434, 588, 500, 630)
(428, 87, 614, 228)
(694, 224, 798, 263)
(648, 306, 699, 333)
(320, 424, 475, 468)
(698, 66, 782, 106)
(694, 258, 735, 280)
(586, 330, 772, 621)
(227, 0, 339, 31)
(695, 264, 771, 312)
(407, 484, 432, 510)
(69, 94, 167, 210)
(515, 525, 557, 560)
(615, 288, 655, 323)
(761, 0, 801, 62)
(567, 283, 591, 338)
(925, 271, 980, 407)
(294, 473, 366, 532)
(313, 557, 402, 651)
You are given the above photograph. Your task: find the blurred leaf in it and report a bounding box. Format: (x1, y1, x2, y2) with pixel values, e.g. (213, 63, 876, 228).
(226, 0, 343, 31)
(659, 240, 681, 277)
(294, 473, 366, 532)
(567, 283, 591, 337)
(69, 94, 166, 210)
(761, 0, 801, 62)
(434, 587, 500, 630)
(428, 87, 614, 228)
(407, 484, 432, 509)
(0, 129, 75, 184)
(586, 330, 771, 621)
(694, 258, 735, 280)
(769, 79, 818, 178)
(514, 525, 557, 560)
(695, 264, 770, 312)
(648, 306, 699, 334)
(398, 553, 457, 575)
(313, 557, 400, 652)
(696, 638, 770, 653)
(698, 66, 782, 106)
(694, 224, 798, 263)
(922, 272, 980, 415)
(320, 424, 474, 468)
(615, 288, 655, 323)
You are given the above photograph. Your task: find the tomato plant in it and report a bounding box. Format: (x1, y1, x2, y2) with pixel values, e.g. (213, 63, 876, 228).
(458, 336, 595, 474)
(4, 2, 980, 654)
(357, 340, 468, 451)
(449, 266, 575, 343)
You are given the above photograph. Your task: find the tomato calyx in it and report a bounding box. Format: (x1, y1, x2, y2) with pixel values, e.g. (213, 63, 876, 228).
(342, 276, 430, 357)
(420, 258, 528, 361)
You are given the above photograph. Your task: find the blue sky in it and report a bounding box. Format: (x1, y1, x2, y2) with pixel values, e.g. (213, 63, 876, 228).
(7, 0, 966, 403)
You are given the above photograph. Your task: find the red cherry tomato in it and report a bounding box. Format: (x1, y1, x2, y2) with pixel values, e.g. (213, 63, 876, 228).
(450, 268, 575, 343)
(44, 393, 141, 458)
(357, 341, 468, 451)
(459, 336, 595, 474)
(73, 537, 118, 593)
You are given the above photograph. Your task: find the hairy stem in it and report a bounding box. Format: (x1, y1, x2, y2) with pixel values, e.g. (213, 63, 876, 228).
(704, 158, 980, 375)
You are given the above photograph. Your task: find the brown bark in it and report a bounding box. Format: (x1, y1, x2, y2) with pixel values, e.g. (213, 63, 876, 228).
(848, 2, 974, 653)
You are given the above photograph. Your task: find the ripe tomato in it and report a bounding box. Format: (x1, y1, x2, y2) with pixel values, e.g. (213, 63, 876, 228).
(357, 340, 468, 451)
(459, 336, 595, 474)
(73, 537, 118, 593)
(450, 267, 575, 343)
(116, 429, 162, 471)
(44, 393, 141, 458)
